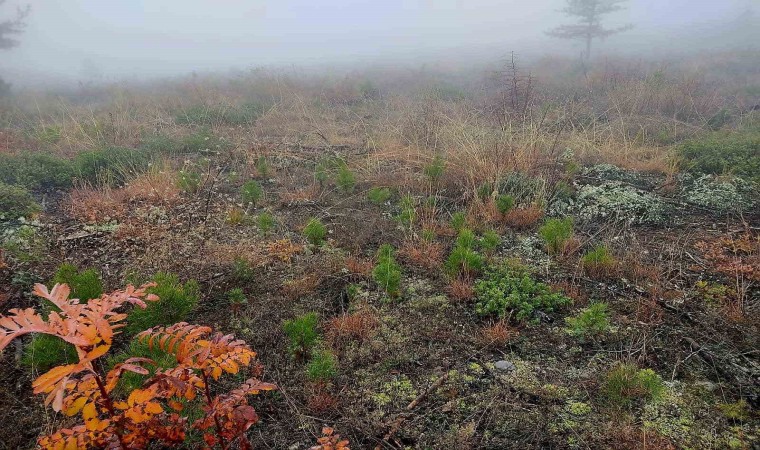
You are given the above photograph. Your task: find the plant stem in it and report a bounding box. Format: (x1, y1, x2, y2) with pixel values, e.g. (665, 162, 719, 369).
(201, 369, 228, 449)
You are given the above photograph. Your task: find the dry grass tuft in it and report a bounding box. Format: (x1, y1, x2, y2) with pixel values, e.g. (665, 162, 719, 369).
(503, 205, 544, 229)
(345, 256, 374, 278)
(480, 320, 519, 347)
(66, 186, 127, 223)
(326, 308, 379, 347)
(398, 239, 444, 270)
(447, 278, 475, 301)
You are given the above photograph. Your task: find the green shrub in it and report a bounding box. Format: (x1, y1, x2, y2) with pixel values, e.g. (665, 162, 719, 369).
(538, 217, 574, 254)
(395, 194, 416, 227)
(374, 244, 402, 297)
(480, 229, 501, 253)
(303, 218, 327, 245)
(477, 182, 494, 200)
(423, 155, 445, 182)
(106, 338, 177, 396)
(140, 133, 181, 154)
(51, 263, 104, 302)
(496, 194, 515, 214)
(581, 245, 616, 276)
(475, 264, 571, 322)
(255, 155, 269, 178)
(241, 180, 264, 206)
(177, 170, 202, 193)
(368, 187, 392, 205)
(21, 334, 78, 372)
(0, 153, 74, 190)
(497, 172, 544, 205)
(126, 273, 200, 334)
(603, 363, 665, 407)
(450, 211, 467, 231)
(336, 161, 356, 193)
(283, 312, 319, 358)
(306, 349, 338, 381)
(74, 147, 151, 185)
(445, 229, 484, 277)
(679, 131, 760, 183)
(227, 287, 248, 309)
(718, 400, 751, 422)
(256, 211, 276, 233)
(565, 303, 610, 338)
(231, 257, 255, 282)
(0, 182, 40, 219)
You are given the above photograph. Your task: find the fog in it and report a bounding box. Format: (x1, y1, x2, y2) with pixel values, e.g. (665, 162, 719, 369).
(2, 0, 758, 85)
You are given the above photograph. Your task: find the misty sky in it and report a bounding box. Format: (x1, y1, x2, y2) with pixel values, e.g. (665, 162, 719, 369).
(3, 0, 757, 82)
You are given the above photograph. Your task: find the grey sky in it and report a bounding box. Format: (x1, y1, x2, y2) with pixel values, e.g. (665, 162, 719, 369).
(3, 0, 757, 83)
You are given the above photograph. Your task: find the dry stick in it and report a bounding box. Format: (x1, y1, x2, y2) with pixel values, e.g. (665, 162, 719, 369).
(376, 371, 451, 449)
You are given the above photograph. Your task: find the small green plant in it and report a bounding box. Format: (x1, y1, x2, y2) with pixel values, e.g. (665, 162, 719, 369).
(257, 211, 276, 233)
(581, 244, 616, 277)
(679, 131, 760, 183)
(255, 155, 270, 177)
(480, 229, 501, 254)
(475, 264, 571, 322)
(21, 334, 78, 372)
(421, 228, 436, 242)
(283, 312, 319, 359)
(241, 180, 264, 206)
(565, 303, 610, 338)
(74, 147, 152, 185)
(368, 186, 392, 205)
(303, 218, 328, 245)
(0, 182, 40, 219)
(336, 161, 356, 193)
(718, 400, 751, 422)
(177, 170, 202, 193)
(395, 194, 416, 227)
(445, 228, 484, 277)
(306, 349, 338, 382)
(373, 244, 402, 297)
(450, 211, 467, 231)
(0, 152, 74, 190)
(227, 287, 248, 313)
(477, 182, 494, 200)
(126, 273, 200, 334)
(51, 264, 104, 304)
(231, 257, 255, 282)
(496, 194, 515, 215)
(603, 363, 665, 407)
(423, 155, 445, 182)
(538, 217, 574, 254)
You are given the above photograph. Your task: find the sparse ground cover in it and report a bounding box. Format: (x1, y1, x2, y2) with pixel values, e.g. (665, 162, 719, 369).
(0, 52, 758, 449)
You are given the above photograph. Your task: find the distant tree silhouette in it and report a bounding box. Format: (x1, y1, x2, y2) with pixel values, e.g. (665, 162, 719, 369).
(0, 0, 29, 50)
(547, 0, 632, 60)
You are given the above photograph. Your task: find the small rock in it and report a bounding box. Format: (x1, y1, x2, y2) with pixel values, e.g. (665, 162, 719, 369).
(494, 360, 516, 372)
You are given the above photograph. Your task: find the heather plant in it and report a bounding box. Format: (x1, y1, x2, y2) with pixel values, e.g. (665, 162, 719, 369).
(283, 312, 320, 359)
(303, 218, 328, 245)
(126, 273, 200, 334)
(475, 264, 571, 322)
(538, 217, 574, 254)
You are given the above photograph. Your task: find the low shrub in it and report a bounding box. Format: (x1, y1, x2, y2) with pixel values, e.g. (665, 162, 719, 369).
(140, 133, 181, 154)
(450, 211, 467, 231)
(283, 312, 319, 359)
(373, 244, 402, 297)
(480, 229, 502, 254)
(603, 363, 665, 407)
(565, 302, 610, 338)
(21, 334, 78, 372)
(227, 287, 248, 313)
(475, 264, 572, 322)
(126, 273, 200, 334)
(679, 131, 760, 183)
(335, 161, 356, 193)
(303, 218, 328, 245)
(0, 182, 40, 219)
(255, 155, 270, 177)
(241, 180, 264, 206)
(538, 217, 574, 254)
(257, 211, 276, 233)
(368, 187, 392, 205)
(51, 263, 104, 304)
(0, 152, 74, 190)
(423, 155, 445, 182)
(74, 147, 152, 185)
(307, 349, 338, 382)
(445, 229, 484, 277)
(175, 102, 265, 126)
(496, 194, 515, 215)
(581, 245, 617, 277)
